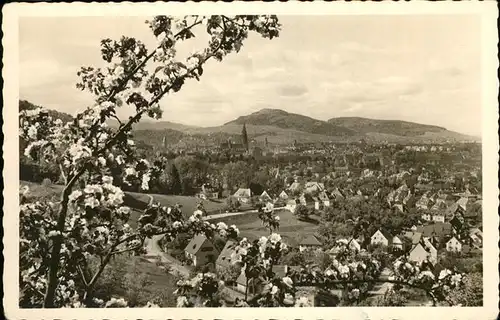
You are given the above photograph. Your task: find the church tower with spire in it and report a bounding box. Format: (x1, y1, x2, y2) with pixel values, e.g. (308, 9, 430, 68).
(162, 134, 168, 150)
(241, 123, 249, 151)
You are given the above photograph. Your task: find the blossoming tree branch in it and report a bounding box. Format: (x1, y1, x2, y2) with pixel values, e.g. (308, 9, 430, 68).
(19, 15, 465, 308)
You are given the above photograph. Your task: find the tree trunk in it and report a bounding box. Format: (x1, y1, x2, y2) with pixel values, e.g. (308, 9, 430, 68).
(245, 277, 249, 300)
(43, 192, 70, 307)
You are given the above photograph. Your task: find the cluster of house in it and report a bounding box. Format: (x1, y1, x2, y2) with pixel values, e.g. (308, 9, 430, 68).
(369, 222, 482, 264)
(181, 219, 482, 304)
(386, 182, 482, 226)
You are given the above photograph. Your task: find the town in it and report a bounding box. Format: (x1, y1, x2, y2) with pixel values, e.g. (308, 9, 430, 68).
(18, 99, 483, 307)
(15, 12, 488, 311)
(131, 123, 483, 307)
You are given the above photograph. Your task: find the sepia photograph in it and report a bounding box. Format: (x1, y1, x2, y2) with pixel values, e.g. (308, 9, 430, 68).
(2, 2, 499, 319)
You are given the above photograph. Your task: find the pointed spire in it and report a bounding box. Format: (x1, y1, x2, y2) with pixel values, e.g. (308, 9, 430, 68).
(242, 123, 249, 151)
(162, 134, 167, 149)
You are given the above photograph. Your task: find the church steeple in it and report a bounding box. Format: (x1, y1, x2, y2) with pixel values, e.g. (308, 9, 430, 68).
(242, 123, 249, 151)
(162, 134, 167, 149)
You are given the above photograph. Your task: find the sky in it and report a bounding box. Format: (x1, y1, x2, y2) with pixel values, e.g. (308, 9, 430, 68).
(19, 15, 482, 136)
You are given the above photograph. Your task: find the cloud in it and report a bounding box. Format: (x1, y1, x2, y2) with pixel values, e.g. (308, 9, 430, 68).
(18, 15, 482, 136)
(277, 84, 308, 97)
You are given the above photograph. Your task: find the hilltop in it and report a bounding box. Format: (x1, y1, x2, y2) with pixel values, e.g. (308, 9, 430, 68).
(225, 108, 356, 137)
(18, 101, 479, 148)
(327, 117, 446, 136)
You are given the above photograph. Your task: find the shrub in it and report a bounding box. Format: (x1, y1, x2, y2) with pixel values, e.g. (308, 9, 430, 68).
(41, 178, 52, 187)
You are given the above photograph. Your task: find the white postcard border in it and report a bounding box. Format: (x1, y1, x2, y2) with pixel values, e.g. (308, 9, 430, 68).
(2, 2, 498, 319)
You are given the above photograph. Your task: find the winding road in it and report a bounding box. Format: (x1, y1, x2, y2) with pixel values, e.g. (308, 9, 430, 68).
(143, 194, 280, 278)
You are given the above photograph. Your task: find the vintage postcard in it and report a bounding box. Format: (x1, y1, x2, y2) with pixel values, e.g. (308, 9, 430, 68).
(2, 1, 499, 319)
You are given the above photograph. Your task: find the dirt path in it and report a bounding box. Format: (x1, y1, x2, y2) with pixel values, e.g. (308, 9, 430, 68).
(143, 195, 283, 279)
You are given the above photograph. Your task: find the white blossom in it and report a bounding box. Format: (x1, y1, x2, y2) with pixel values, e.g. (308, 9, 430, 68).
(217, 222, 228, 230)
(47, 230, 61, 238)
(157, 32, 167, 43)
(125, 167, 137, 176)
(114, 66, 125, 78)
(193, 210, 203, 218)
(418, 271, 435, 280)
(117, 206, 131, 215)
(338, 265, 350, 275)
(97, 157, 106, 166)
(27, 125, 38, 139)
(172, 221, 182, 229)
(105, 297, 128, 308)
(282, 276, 293, 287)
(450, 274, 462, 286)
(294, 296, 311, 307)
(439, 269, 452, 280)
(102, 176, 113, 184)
(269, 233, 281, 244)
(258, 236, 268, 246)
(84, 197, 100, 209)
(270, 285, 278, 295)
(141, 172, 151, 191)
(219, 229, 228, 237)
(116, 155, 124, 165)
(68, 190, 83, 202)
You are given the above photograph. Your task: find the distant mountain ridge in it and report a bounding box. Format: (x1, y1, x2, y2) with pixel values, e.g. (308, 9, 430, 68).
(19, 100, 479, 147)
(225, 108, 356, 137)
(327, 116, 446, 136)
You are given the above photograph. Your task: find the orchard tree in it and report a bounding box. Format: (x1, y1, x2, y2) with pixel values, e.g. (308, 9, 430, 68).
(257, 205, 280, 234)
(19, 15, 279, 308)
(294, 204, 309, 221)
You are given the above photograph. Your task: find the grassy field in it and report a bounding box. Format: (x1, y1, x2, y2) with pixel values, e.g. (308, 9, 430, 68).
(20, 181, 228, 228)
(20, 180, 63, 201)
(131, 192, 228, 218)
(217, 209, 321, 247)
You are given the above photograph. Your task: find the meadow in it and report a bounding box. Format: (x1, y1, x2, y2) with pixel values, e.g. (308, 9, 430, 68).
(213, 209, 321, 247)
(20, 181, 227, 228)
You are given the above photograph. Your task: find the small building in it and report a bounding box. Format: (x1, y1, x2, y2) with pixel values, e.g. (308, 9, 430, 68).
(236, 270, 263, 296)
(422, 212, 432, 222)
(416, 222, 453, 241)
(184, 234, 219, 267)
(432, 214, 445, 223)
(318, 191, 331, 207)
(260, 190, 272, 202)
(335, 238, 362, 252)
(286, 199, 299, 213)
(216, 240, 238, 270)
(288, 182, 302, 193)
(299, 193, 314, 206)
(446, 236, 462, 252)
(265, 201, 275, 212)
(299, 234, 323, 252)
(279, 190, 289, 200)
(392, 236, 403, 250)
(233, 188, 252, 204)
(408, 239, 438, 265)
(330, 188, 345, 201)
(313, 197, 321, 210)
(371, 229, 391, 247)
(305, 182, 325, 193)
(201, 183, 219, 199)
